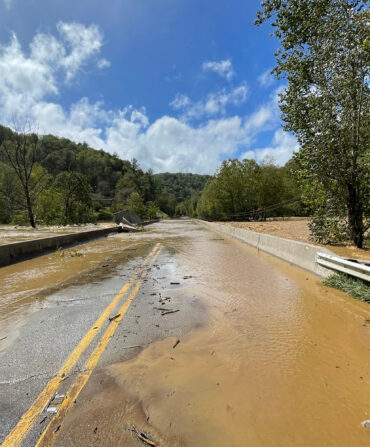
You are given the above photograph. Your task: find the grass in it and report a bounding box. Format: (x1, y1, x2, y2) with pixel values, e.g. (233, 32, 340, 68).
(323, 272, 370, 302)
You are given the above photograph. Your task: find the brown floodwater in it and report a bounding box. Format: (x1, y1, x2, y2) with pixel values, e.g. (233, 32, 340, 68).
(49, 221, 370, 447)
(0, 232, 155, 352)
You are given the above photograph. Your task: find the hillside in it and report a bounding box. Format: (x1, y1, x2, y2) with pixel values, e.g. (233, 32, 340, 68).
(0, 125, 207, 225)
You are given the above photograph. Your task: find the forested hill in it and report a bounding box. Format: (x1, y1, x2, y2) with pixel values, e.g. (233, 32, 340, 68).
(0, 125, 206, 225)
(154, 173, 210, 202)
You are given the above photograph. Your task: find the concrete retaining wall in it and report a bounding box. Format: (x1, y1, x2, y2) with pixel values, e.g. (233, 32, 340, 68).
(0, 227, 119, 267)
(201, 221, 335, 277)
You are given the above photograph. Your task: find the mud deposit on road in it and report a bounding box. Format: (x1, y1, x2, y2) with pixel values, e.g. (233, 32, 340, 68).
(0, 234, 153, 352)
(49, 221, 370, 447)
(0, 223, 116, 245)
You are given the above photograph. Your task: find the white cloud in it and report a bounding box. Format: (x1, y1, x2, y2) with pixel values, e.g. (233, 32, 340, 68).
(56, 22, 104, 81)
(241, 129, 298, 165)
(27, 99, 250, 173)
(170, 94, 191, 110)
(24, 91, 283, 174)
(97, 58, 110, 69)
(202, 59, 235, 81)
(170, 82, 248, 120)
(0, 22, 108, 118)
(0, 26, 289, 174)
(258, 68, 274, 87)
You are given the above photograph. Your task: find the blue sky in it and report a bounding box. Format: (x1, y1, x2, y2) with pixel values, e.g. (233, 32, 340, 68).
(0, 0, 298, 173)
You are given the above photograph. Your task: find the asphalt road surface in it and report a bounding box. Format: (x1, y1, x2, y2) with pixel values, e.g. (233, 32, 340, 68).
(1, 219, 369, 447)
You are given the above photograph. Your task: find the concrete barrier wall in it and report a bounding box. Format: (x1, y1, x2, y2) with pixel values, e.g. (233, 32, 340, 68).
(0, 227, 119, 267)
(201, 221, 335, 277)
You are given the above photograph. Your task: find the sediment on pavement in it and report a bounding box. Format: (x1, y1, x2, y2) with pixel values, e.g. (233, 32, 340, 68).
(200, 220, 335, 277)
(0, 227, 119, 267)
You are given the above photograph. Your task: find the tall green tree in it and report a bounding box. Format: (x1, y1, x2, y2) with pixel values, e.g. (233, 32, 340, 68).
(256, 0, 370, 247)
(0, 127, 50, 227)
(53, 172, 94, 224)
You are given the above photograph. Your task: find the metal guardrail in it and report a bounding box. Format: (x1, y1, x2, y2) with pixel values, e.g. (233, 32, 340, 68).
(317, 252, 370, 282)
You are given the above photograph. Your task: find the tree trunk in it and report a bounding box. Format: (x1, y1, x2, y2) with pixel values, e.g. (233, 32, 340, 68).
(347, 183, 363, 248)
(25, 190, 36, 228)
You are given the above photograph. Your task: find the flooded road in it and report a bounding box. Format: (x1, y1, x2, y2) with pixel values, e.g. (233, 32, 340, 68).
(0, 220, 369, 446)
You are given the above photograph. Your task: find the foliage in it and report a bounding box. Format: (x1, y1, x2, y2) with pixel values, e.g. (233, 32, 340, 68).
(36, 172, 95, 225)
(155, 191, 177, 217)
(154, 172, 209, 217)
(127, 192, 147, 218)
(0, 125, 211, 224)
(0, 124, 307, 227)
(95, 207, 114, 221)
(146, 201, 160, 219)
(256, 0, 370, 247)
(175, 193, 201, 217)
(196, 157, 302, 220)
(10, 212, 30, 226)
(154, 173, 210, 202)
(323, 272, 370, 302)
(0, 127, 50, 227)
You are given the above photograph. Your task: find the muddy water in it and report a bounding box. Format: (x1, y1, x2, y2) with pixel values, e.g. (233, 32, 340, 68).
(51, 221, 370, 447)
(0, 232, 153, 352)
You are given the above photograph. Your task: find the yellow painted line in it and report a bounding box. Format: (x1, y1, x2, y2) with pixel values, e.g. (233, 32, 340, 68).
(35, 247, 162, 447)
(1, 244, 160, 447)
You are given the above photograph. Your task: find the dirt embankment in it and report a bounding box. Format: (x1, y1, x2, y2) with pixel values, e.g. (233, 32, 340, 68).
(218, 219, 369, 260)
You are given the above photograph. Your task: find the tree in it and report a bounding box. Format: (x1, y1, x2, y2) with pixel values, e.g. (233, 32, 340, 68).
(53, 172, 94, 224)
(127, 191, 147, 218)
(156, 191, 177, 216)
(256, 0, 370, 247)
(0, 126, 51, 227)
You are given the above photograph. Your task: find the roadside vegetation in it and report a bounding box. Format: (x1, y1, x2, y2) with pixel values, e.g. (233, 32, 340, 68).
(197, 1, 369, 250)
(324, 273, 370, 302)
(196, 157, 304, 221)
(0, 1, 368, 252)
(255, 0, 369, 249)
(0, 125, 209, 226)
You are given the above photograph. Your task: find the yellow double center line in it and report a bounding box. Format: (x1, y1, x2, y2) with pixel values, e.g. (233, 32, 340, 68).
(2, 243, 162, 447)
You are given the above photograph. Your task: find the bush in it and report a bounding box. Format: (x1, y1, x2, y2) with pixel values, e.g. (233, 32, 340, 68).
(0, 197, 11, 223)
(309, 211, 349, 245)
(10, 212, 29, 226)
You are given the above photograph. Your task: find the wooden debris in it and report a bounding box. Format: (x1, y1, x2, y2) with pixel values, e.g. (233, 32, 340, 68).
(173, 340, 180, 349)
(153, 307, 172, 311)
(161, 309, 179, 316)
(130, 426, 160, 447)
(109, 314, 120, 321)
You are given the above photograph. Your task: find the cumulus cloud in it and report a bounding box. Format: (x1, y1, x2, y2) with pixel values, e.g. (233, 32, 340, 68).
(241, 129, 298, 165)
(25, 99, 250, 173)
(202, 59, 235, 81)
(56, 22, 104, 81)
(25, 88, 282, 174)
(0, 26, 289, 174)
(0, 22, 107, 118)
(170, 83, 248, 120)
